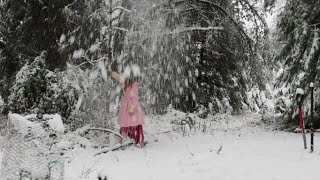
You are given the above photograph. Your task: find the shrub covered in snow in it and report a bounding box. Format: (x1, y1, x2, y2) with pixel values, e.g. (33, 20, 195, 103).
(0, 95, 4, 113)
(7, 56, 121, 130)
(62, 61, 116, 130)
(1, 113, 68, 179)
(8, 52, 78, 120)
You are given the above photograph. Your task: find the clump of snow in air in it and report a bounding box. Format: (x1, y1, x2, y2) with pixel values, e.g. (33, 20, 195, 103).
(59, 34, 66, 43)
(47, 114, 65, 133)
(184, 78, 189, 87)
(122, 64, 141, 78)
(98, 60, 108, 81)
(69, 36, 75, 45)
(89, 43, 100, 53)
(72, 49, 84, 59)
(310, 82, 314, 87)
(192, 91, 196, 101)
(296, 88, 304, 95)
(0, 95, 3, 107)
(123, 65, 131, 78)
(195, 68, 199, 77)
(131, 64, 141, 77)
(177, 67, 181, 74)
(208, 102, 213, 112)
(75, 94, 83, 111)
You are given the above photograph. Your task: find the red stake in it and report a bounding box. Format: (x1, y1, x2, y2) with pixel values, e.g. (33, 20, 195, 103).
(298, 106, 307, 149)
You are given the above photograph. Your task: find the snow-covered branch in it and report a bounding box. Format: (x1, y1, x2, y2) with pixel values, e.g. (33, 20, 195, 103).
(181, 26, 224, 31)
(130, 26, 223, 43)
(193, 0, 254, 44)
(84, 128, 123, 139)
(112, 6, 131, 13)
(65, 0, 78, 9)
(113, 27, 128, 32)
(239, 0, 268, 28)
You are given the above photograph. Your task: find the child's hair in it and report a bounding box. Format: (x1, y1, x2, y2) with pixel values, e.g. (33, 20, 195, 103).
(124, 72, 138, 90)
(123, 64, 140, 90)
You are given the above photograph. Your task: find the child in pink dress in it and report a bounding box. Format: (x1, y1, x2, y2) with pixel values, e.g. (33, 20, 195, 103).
(109, 67, 145, 147)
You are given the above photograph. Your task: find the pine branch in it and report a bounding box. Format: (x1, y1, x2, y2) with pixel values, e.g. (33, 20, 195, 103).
(196, 0, 253, 44)
(171, 0, 254, 49)
(239, 0, 268, 28)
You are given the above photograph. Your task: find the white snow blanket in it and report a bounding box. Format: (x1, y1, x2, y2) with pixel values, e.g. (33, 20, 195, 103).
(0, 136, 3, 176)
(1, 113, 66, 179)
(46, 114, 65, 133)
(8, 113, 65, 135)
(8, 113, 45, 136)
(64, 110, 320, 180)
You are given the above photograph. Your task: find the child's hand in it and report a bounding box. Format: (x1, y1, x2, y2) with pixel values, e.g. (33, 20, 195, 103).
(129, 105, 137, 115)
(107, 65, 112, 74)
(111, 71, 118, 78)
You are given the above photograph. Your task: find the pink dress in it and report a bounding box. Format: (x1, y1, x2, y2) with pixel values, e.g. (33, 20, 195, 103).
(113, 74, 144, 127)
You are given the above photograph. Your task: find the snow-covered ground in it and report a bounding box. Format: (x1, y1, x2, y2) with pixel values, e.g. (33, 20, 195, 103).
(1, 109, 319, 180)
(0, 136, 3, 174)
(63, 111, 320, 180)
(65, 133, 320, 180)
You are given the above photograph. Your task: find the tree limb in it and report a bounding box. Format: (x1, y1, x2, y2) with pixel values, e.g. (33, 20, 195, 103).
(196, 0, 253, 44)
(85, 128, 123, 139)
(239, 0, 268, 28)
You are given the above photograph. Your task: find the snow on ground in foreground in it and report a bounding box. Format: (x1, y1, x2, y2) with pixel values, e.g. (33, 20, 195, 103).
(64, 112, 320, 180)
(0, 136, 3, 174)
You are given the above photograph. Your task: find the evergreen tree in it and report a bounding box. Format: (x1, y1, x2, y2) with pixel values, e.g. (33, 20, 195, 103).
(276, 0, 320, 128)
(0, 0, 72, 104)
(110, 0, 268, 114)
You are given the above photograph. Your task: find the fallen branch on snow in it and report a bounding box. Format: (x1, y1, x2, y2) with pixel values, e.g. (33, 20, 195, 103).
(186, 144, 195, 156)
(94, 142, 134, 156)
(84, 128, 123, 139)
(217, 145, 223, 155)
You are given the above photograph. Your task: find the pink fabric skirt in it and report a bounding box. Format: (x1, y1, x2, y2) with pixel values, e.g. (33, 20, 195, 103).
(118, 101, 144, 127)
(120, 125, 144, 146)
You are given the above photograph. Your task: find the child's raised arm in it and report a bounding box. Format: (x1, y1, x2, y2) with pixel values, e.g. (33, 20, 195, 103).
(110, 71, 124, 84)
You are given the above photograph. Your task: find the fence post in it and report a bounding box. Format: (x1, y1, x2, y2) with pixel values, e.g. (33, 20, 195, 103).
(310, 82, 314, 152)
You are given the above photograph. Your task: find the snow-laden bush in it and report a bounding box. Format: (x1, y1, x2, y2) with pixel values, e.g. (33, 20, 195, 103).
(0, 95, 4, 113)
(243, 85, 275, 114)
(191, 83, 276, 118)
(1, 113, 67, 179)
(60, 61, 117, 130)
(8, 56, 119, 130)
(8, 52, 78, 120)
(77, 70, 116, 129)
